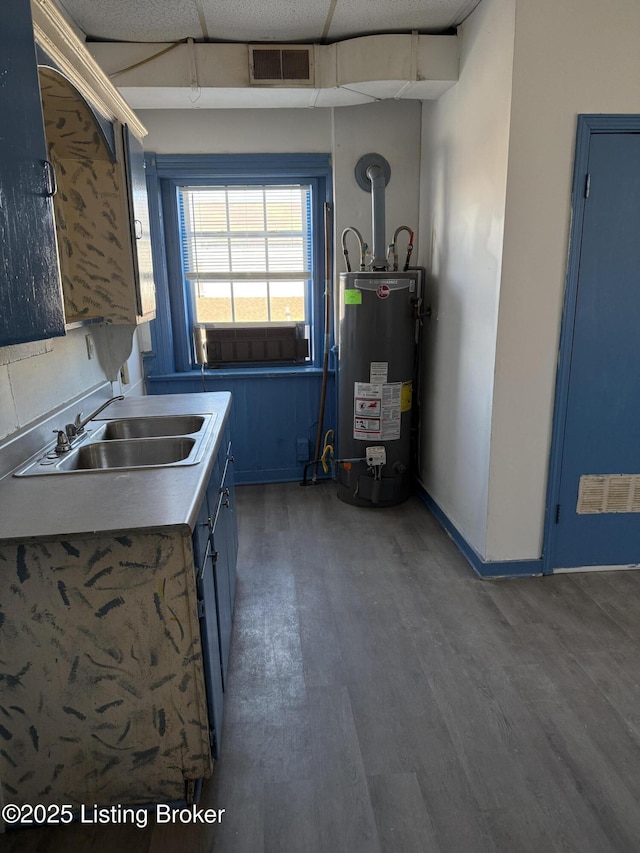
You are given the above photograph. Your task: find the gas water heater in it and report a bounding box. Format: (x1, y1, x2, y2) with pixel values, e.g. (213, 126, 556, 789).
(336, 154, 422, 507)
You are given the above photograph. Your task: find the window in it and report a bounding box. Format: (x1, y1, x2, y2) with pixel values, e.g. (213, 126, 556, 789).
(146, 154, 331, 373)
(179, 185, 312, 326)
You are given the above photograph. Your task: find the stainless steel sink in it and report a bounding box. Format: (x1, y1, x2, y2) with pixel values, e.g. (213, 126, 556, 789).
(100, 415, 205, 439)
(13, 412, 217, 476)
(56, 437, 196, 471)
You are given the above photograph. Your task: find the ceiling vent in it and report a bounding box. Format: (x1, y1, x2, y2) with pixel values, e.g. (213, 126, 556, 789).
(249, 46, 314, 86)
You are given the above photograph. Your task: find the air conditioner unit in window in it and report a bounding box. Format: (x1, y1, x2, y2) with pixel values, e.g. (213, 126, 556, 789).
(195, 323, 309, 366)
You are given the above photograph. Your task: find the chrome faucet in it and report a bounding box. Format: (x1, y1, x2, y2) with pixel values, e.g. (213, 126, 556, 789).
(65, 395, 125, 440)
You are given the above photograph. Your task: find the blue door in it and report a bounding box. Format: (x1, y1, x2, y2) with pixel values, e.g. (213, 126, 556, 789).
(548, 129, 640, 570)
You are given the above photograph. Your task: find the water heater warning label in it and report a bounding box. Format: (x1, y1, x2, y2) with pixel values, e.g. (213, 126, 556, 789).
(355, 398, 382, 417)
(353, 382, 401, 441)
(370, 362, 388, 383)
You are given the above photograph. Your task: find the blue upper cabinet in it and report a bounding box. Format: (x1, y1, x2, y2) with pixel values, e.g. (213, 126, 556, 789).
(0, 0, 65, 347)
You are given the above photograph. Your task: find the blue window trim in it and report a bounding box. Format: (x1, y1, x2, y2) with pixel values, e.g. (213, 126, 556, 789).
(145, 153, 332, 377)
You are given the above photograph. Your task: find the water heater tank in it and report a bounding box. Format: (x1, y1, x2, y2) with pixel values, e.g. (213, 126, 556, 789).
(336, 269, 421, 507)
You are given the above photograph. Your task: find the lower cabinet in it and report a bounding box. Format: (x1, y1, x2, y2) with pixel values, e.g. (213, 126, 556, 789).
(0, 434, 238, 809)
(195, 537, 225, 759)
(192, 431, 237, 756)
(0, 532, 214, 808)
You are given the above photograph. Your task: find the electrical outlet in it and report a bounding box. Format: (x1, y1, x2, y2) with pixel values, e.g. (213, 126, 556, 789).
(85, 334, 95, 360)
(120, 363, 130, 385)
(296, 438, 309, 462)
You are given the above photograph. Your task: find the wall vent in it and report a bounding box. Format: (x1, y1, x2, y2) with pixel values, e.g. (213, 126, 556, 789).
(249, 46, 313, 85)
(577, 474, 640, 514)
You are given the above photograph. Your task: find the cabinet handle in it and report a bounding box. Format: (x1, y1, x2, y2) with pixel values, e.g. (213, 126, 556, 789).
(134, 219, 143, 240)
(197, 540, 211, 583)
(44, 160, 57, 197)
(197, 541, 218, 584)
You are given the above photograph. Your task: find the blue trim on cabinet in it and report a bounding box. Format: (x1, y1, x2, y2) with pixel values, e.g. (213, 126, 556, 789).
(416, 483, 543, 579)
(542, 115, 640, 575)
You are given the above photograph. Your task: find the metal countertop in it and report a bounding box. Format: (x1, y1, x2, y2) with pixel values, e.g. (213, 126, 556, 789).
(0, 392, 231, 543)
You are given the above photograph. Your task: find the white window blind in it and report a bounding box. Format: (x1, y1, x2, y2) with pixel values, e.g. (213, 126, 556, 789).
(179, 184, 312, 324)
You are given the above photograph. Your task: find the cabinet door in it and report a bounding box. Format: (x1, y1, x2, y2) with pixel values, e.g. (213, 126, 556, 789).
(211, 487, 233, 689)
(0, 0, 65, 346)
(196, 539, 225, 758)
(192, 489, 211, 570)
(122, 125, 156, 319)
(222, 439, 238, 611)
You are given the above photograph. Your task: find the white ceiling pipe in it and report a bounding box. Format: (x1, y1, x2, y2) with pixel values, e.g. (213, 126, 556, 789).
(88, 34, 459, 109)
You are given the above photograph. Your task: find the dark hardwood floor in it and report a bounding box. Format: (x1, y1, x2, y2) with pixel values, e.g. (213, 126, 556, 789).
(5, 481, 640, 852)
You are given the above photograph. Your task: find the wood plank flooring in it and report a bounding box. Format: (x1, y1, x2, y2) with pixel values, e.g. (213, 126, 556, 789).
(6, 481, 640, 852)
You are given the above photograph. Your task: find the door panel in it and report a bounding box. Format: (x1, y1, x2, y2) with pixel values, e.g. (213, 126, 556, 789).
(551, 132, 640, 569)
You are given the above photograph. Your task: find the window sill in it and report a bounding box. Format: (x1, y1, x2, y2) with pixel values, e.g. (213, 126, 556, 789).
(147, 365, 334, 381)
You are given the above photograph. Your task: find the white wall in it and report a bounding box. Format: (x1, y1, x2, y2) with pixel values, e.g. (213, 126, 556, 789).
(139, 99, 423, 328)
(138, 108, 332, 154)
(0, 328, 146, 442)
(332, 100, 422, 273)
(417, 0, 515, 557)
(485, 0, 640, 560)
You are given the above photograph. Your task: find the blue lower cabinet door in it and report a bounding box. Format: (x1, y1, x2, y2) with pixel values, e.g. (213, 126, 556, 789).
(212, 492, 233, 689)
(196, 540, 224, 758)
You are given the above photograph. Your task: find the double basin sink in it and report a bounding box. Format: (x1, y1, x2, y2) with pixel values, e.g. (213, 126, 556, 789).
(15, 414, 216, 476)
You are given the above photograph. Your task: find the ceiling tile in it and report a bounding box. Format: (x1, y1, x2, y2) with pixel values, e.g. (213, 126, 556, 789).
(327, 0, 481, 40)
(201, 0, 333, 43)
(59, 0, 205, 42)
(60, 0, 481, 44)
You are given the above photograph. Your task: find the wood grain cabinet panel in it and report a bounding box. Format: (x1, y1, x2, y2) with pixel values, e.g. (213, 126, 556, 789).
(39, 67, 156, 325)
(0, 532, 212, 807)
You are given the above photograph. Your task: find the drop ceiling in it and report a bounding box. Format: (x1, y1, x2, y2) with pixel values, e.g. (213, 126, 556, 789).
(58, 0, 482, 44)
(54, 0, 480, 109)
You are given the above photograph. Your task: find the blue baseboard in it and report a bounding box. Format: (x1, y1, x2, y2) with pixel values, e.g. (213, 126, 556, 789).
(415, 484, 543, 580)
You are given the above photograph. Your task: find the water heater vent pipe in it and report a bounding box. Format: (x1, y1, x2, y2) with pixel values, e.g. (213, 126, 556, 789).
(354, 153, 391, 271)
(367, 164, 387, 270)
